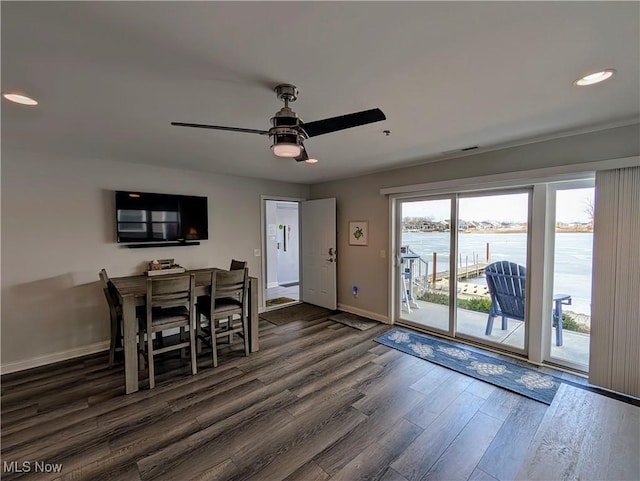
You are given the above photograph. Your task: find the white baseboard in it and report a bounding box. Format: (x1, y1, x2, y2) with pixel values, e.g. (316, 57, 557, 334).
(337, 304, 390, 324)
(0, 341, 109, 375)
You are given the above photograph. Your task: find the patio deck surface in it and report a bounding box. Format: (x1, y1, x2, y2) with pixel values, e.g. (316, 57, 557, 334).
(400, 300, 590, 368)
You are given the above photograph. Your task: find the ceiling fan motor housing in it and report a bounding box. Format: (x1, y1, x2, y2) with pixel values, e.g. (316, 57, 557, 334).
(274, 84, 298, 103)
(270, 88, 306, 156)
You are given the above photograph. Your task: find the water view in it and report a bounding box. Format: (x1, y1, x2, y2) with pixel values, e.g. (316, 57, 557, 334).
(402, 231, 593, 315)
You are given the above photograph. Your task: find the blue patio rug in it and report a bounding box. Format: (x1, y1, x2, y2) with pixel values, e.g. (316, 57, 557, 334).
(375, 328, 562, 404)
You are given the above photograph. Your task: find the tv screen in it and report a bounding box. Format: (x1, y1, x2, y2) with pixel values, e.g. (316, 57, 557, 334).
(115, 191, 208, 243)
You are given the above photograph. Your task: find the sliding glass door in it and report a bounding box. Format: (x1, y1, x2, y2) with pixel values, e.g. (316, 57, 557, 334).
(397, 196, 454, 335)
(396, 189, 530, 355)
(456, 191, 529, 352)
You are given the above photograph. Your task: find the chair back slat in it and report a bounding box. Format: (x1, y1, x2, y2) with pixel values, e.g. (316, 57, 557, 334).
(147, 275, 194, 309)
(485, 261, 526, 321)
(212, 268, 248, 302)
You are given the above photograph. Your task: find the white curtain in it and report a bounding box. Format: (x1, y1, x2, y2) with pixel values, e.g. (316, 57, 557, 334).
(589, 166, 640, 397)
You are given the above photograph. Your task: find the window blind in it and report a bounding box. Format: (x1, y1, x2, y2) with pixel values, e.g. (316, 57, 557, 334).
(589, 166, 640, 397)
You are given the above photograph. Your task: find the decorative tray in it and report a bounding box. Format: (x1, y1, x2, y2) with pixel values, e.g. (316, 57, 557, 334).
(146, 266, 186, 276)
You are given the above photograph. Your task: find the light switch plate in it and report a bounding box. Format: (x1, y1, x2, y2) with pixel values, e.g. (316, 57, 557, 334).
(254, 249, 261, 257)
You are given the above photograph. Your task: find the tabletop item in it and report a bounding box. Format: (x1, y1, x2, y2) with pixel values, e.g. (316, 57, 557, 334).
(147, 259, 186, 276)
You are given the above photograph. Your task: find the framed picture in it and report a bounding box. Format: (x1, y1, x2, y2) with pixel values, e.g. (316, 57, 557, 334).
(349, 221, 369, 246)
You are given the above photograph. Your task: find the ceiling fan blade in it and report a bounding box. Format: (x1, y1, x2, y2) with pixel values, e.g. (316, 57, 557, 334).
(300, 108, 386, 138)
(171, 122, 270, 135)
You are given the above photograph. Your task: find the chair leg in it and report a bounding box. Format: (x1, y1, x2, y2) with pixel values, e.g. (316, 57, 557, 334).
(211, 321, 219, 368)
(109, 316, 118, 368)
(180, 326, 186, 359)
(147, 331, 155, 389)
(242, 313, 250, 357)
(485, 314, 494, 335)
(190, 324, 198, 376)
(196, 312, 203, 354)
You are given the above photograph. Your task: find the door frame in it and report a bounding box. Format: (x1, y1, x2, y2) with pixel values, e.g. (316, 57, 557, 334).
(260, 195, 305, 311)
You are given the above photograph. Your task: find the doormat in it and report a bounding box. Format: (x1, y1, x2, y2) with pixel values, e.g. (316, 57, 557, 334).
(375, 328, 561, 404)
(328, 312, 379, 331)
(265, 297, 296, 307)
(260, 302, 336, 326)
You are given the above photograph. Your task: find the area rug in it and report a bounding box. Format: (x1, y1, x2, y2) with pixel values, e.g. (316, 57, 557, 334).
(260, 302, 336, 326)
(328, 312, 379, 330)
(375, 328, 562, 404)
(265, 296, 296, 307)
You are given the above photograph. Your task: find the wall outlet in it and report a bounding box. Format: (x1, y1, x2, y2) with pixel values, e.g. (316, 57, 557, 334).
(380, 250, 386, 258)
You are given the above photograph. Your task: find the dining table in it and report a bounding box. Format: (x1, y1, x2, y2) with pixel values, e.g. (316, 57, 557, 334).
(110, 267, 259, 394)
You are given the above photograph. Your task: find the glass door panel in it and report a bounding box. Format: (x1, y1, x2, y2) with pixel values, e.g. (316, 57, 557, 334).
(548, 185, 593, 370)
(399, 197, 453, 333)
(455, 191, 530, 352)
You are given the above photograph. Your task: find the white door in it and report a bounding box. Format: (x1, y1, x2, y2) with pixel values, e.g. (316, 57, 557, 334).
(300, 198, 337, 309)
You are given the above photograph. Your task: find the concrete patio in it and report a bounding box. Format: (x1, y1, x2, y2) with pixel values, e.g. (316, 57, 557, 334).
(400, 300, 590, 368)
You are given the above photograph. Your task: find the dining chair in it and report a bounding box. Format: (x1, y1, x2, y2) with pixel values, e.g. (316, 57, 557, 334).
(230, 259, 247, 270)
(198, 268, 249, 367)
(144, 274, 197, 389)
(100, 269, 147, 367)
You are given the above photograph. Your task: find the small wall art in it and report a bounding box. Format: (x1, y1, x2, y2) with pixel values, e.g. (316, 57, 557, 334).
(349, 221, 369, 246)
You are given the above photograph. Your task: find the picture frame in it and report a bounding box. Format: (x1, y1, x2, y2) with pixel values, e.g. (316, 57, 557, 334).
(348, 221, 369, 246)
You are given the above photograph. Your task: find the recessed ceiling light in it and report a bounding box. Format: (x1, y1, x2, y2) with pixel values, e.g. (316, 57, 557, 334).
(304, 158, 319, 164)
(574, 69, 616, 86)
(2, 92, 39, 105)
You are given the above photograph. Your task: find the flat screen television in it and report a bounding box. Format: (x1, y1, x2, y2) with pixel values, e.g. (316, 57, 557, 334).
(115, 190, 208, 244)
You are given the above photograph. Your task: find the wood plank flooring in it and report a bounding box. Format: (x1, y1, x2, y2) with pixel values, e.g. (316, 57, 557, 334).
(1, 316, 638, 481)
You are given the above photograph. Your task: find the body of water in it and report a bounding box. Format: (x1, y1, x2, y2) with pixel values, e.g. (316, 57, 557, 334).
(402, 232, 593, 315)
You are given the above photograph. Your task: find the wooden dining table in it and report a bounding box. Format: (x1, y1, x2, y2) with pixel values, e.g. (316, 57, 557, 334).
(110, 267, 259, 394)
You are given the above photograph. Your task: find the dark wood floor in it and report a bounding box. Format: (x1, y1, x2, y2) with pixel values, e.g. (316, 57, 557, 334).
(0, 315, 612, 481)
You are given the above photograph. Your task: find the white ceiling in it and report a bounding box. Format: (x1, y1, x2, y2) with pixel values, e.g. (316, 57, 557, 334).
(2, 2, 638, 184)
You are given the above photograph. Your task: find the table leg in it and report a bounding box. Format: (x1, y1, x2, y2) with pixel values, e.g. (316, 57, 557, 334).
(249, 277, 259, 352)
(122, 295, 139, 393)
(554, 299, 564, 347)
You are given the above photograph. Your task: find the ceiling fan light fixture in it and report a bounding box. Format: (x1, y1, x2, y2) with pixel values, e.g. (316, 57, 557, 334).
(272, 143, 302, 157)
(271, 132, 302, 158)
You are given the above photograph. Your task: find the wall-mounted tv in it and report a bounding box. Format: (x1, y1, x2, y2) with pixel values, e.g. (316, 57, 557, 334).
(115, 190, 208, 244)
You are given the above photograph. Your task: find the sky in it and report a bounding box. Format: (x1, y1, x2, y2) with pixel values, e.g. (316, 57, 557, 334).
(402, 188, 594, 223)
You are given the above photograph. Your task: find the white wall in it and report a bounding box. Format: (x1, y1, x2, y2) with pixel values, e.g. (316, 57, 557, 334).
(310, 124, 640, 321)
(0, 148, 309, 372)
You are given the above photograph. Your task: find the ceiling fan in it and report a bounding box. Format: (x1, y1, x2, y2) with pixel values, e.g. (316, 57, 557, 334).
(171, 84, 386, 163)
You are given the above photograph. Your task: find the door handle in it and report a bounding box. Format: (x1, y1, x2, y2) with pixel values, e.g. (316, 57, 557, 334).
(326, 258, 334, 263)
